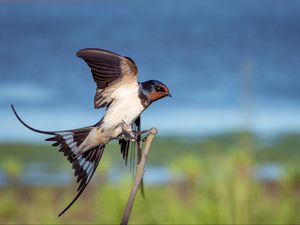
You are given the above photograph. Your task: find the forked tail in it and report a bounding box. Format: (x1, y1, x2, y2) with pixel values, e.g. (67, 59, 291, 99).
(11, 104, 105, 216)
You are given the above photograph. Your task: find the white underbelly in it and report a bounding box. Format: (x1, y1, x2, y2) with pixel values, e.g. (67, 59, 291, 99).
(106, 102, 143, 125)
(101, 94, 144, 138)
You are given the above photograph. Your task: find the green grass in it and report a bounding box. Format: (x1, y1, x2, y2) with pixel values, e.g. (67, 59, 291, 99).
(0, 132, 299, 224)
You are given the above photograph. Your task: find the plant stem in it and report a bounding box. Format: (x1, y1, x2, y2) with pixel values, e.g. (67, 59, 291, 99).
(120, 128, 157, 225)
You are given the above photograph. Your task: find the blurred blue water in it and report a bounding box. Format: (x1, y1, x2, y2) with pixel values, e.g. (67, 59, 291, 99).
(0, 163, 283, 187)
(1, 0, 300, 140)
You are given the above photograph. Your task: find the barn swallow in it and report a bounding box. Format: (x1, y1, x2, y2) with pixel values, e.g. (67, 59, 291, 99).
(11, 48, 171, 216)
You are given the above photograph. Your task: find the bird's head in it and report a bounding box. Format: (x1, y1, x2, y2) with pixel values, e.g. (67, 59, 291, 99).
(141, 80, 171, 103)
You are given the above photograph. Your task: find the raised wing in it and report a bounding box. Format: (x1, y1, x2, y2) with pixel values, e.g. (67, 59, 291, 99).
(119, 116, 145, 195)
(77, 48, 138, 109)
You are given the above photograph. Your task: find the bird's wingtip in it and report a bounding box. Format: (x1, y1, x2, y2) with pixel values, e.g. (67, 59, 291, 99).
(76, 48, 121, 59)
(76, 48, 86, 57)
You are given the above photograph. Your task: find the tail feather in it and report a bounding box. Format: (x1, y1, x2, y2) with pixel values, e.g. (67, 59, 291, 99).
(11, 104, 55, 135)
(58, 144, 105, 217)
(11, 104, 105, 216)
(11, 104, 93, 163)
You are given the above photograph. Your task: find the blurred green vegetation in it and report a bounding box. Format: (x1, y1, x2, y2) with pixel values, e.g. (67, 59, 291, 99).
(0, 132, 299, 224)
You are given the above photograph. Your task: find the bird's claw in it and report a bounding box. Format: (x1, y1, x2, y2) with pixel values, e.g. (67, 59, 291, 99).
(119, 120, 151, 142)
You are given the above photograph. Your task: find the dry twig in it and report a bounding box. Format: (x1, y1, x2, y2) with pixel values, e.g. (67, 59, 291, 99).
(120, 128, 158, 225)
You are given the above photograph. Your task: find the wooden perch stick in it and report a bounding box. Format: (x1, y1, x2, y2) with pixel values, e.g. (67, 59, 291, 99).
(120, 128, 158, 225)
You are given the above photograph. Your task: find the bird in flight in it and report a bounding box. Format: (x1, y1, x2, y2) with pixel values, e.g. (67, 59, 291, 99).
(11, 48, 171, 216)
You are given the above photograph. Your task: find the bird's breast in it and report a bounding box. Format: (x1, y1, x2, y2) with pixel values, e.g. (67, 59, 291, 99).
(100, 86, 144, 138)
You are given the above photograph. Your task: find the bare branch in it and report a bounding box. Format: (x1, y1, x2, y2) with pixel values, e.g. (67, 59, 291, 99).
(120, 128, 158, 225)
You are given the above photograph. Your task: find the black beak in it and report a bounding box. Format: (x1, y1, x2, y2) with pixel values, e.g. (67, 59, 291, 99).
(167, 93, 172, 97)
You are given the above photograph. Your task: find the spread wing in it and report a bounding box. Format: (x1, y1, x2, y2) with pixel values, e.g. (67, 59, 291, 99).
(119, 116, 145, 195)
(77, 48, 138, 109)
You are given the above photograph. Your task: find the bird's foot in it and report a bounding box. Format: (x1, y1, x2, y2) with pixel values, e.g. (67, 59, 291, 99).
(139, 129, 151, 142)
(118, 120, 138, 141)
(118, 120, 151, 142)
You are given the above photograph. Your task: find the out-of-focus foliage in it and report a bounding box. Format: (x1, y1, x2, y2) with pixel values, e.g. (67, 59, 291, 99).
(0, 133, 299, 224)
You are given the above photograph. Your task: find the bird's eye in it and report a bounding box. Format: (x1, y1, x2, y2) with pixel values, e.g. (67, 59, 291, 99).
(156, 86, 164, 92)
